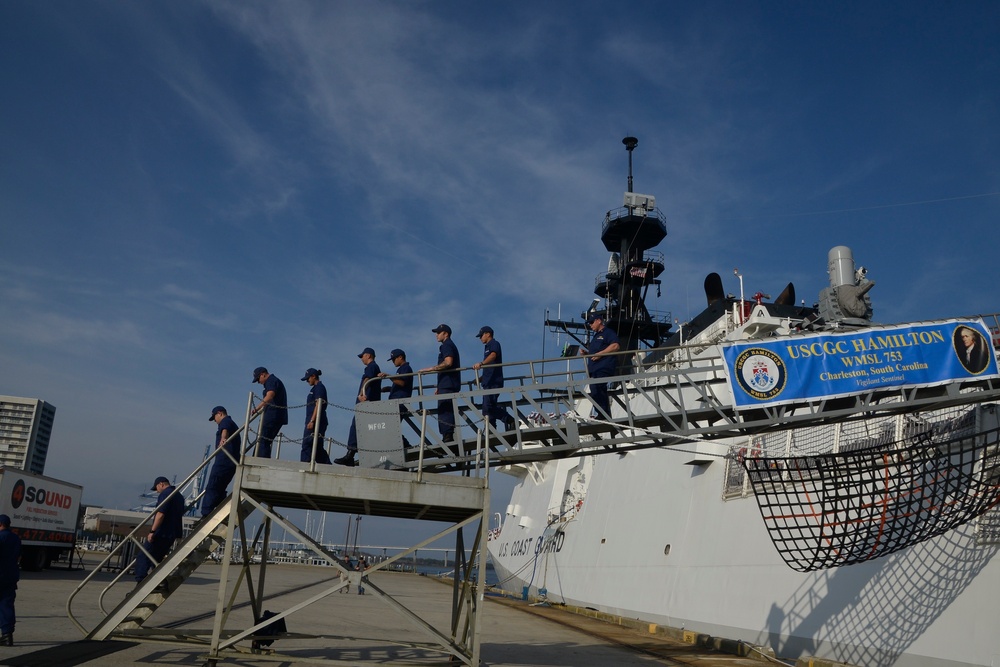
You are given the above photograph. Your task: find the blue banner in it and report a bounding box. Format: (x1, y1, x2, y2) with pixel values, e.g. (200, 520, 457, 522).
(722, 319, 999, 409)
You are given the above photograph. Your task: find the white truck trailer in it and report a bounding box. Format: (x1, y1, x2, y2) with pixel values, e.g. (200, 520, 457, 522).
(0, 467, 83, 570)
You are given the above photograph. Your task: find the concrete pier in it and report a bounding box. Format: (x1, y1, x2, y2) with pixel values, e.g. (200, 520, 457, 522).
(9, 555, 776, 666)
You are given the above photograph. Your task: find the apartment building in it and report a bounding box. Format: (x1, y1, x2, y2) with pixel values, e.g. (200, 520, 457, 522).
(0, 395, 56, 473)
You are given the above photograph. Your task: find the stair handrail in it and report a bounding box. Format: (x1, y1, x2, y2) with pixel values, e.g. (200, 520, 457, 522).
(67, 392, 259, 635)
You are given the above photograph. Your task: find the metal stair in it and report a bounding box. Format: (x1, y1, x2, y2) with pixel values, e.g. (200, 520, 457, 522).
(86, 496, 252, 640)
(65, 394, 493, 667)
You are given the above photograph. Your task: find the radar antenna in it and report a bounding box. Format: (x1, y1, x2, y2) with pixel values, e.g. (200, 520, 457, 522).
(623, 136, 638, 193)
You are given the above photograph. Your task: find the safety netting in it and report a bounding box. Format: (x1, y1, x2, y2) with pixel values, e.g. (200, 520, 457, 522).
(741, 409, 1000, 572)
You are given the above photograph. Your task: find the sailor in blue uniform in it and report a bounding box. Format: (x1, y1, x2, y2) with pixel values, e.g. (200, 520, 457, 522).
(251, 367, 288, 458)
(301, 368, 332, 464)
(379, 349, 414, 447)
(0, 514, 20, 646)
(134, 476, 185, 583)
(421, 324, 461, 442)
(336, 348, 381, 466)
(473, 326, 512, 430)
(201, 406, 242, 517)
(581, 314, 620, 418)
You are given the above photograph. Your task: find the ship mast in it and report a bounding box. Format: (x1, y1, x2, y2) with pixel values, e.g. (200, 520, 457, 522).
(545, 137, 671, 353)
(624, 135, 637, 193)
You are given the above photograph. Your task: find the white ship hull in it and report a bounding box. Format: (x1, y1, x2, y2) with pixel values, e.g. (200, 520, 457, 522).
(489, 428, 1000, 667)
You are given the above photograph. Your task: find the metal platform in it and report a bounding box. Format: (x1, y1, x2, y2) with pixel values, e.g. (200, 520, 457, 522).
(240, 457, 487, 522)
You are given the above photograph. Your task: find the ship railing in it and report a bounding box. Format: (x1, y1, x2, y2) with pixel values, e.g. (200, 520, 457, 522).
(379, 326, 1000, 472)
(602, 205, 668, 236)
(975, 311, 1000, 349)
(594, 250, 665, 282)
(646, 308, 673, 326)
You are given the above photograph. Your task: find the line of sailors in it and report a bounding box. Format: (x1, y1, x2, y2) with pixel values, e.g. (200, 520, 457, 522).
(199, 323, 508, 515)
(200, 314, 619, 517)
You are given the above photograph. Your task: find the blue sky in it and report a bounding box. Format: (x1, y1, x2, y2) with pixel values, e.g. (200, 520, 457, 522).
(2, 2, 999, 546)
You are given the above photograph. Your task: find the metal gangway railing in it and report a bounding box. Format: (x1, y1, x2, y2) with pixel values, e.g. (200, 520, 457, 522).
(355, 313, 1000, 473)
(354, 346, 728, 473)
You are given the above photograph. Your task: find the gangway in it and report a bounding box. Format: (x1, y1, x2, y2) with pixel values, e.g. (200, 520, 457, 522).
(356, 312, 1000, 473)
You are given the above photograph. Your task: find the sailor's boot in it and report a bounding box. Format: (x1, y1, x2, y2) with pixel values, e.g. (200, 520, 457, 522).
(334, 449, 357, 466)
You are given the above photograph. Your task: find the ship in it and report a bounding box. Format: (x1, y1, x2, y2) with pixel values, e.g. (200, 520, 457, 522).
(485, 138, 1000, 667)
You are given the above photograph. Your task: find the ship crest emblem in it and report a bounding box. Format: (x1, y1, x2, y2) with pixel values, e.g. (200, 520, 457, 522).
(733, 347, 786, 402)
(750, 359, 772, 388)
